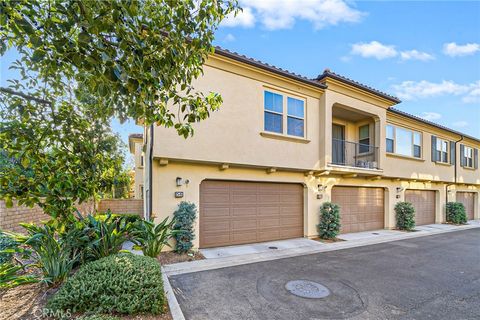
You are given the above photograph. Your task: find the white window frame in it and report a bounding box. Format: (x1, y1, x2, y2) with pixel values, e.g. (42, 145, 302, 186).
(436, 138, 449, 164)
(386, 124, 422, 158)
(464, 146, 474, 168)
(263, 89, 306, 138)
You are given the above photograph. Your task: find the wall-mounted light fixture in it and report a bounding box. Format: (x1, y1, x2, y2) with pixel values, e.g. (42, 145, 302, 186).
(176, 177, 183, 187)
(317, 185, 327, 192)
(396, 187, 405, 193)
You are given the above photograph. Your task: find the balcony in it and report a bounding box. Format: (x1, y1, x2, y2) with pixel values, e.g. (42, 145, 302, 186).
(331, 139, 380, 170)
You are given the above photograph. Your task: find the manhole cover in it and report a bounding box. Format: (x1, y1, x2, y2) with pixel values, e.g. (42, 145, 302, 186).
(285, 280, 330, 299)
(268, 246, 278, 250)
(372, 232, 380, 235)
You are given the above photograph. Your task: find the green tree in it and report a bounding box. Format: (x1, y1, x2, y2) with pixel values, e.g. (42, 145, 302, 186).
(1, 0, 239, 136)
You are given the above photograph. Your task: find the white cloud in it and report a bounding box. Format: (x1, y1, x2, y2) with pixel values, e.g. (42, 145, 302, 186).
(222, 0, 365, 30)
(392, 80, 480, 103)
(418, 112, 442, 121)
(452, 121, 468, 128)
(221, 7, 255, 28)
(400, 50, 435, 61)
(351, 41, 397, 60)
(223, 33, 236, 42)
(443, 42, 480, 57)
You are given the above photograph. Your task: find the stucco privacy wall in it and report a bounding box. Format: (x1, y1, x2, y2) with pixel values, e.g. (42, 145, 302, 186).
(151, 161, 480, 250)
(0, 199, 143, 233)
(97, 199, 144, 217)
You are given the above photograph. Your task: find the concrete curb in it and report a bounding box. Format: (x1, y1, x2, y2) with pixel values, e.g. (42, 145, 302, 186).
(164, 224, 480, 276)
(162, 266, 186, 320)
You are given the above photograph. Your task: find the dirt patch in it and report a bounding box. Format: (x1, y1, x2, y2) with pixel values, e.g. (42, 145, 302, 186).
(311, 237, 346, 243)
(157, 251, 205, 265)
(0, 283, 172, 320)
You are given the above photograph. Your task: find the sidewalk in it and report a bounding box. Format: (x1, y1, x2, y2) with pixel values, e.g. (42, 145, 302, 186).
(163, 222, 480, 276)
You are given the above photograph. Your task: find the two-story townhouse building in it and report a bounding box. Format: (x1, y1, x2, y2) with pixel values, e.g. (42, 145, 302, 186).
(136, 47, 480, 249)
(128, 133, 144, 200)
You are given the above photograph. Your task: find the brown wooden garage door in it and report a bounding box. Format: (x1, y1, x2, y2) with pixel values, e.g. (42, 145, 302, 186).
(457, 192, 475, 220)
(331, 187, 384, 234)
(405, 190, 436, 226)
(199, 180, 304, 248)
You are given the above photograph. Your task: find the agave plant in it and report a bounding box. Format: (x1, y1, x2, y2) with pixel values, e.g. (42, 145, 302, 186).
(130, 218, 177, 258)
(0, 262, 38, 289)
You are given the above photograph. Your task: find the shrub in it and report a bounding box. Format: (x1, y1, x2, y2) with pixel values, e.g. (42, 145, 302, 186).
(95, 213, 141, 225)
(317, 202, 341, 239)
(446, 202, 467, 224)
(0, 232, 18, 264)
(79, 315, 120, 320)
(395, 202, 416, 231)
(47, 253, 166, 315)
(130, 218, 176, 257)
(15, 223, 77, 287)
(172, 202, 197, 253)
(0, 262, 38, 289)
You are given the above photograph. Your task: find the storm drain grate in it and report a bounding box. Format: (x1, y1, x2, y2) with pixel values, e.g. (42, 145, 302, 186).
(268, 246, 278, 250)
(285, 280, 330, 299)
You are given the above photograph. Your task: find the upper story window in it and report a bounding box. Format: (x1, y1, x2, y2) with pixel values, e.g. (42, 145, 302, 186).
(386, 124, 422, 158)
(264, 90, 305, 138)
(435, 138, 449, 164)
(359, 125, 370, 153)
(460, 144, 478, 169)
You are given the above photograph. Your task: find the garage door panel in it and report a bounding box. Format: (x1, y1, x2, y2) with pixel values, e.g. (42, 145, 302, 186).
(332, 186, 385, 234)
(405, 190, 435, 226)
(457, 192, 475, 220)
(200, 181, 304, 248)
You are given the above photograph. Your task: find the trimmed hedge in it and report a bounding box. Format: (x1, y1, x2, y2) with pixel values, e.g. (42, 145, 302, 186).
(446, 202, 467, 224)
(47, 253, 166, 315)
(79, 316, 120, 320)
(317, 202, 341, 239)
(395, 202, 416, 231)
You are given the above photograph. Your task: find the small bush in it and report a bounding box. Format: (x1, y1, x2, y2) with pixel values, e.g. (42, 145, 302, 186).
(317, 202, 341, 239)
(0, 232, 18, 264)
(446, 202, 467, 224)
(172, 202, 197, 253)
(130, 218, 176, 257)
(395, 202, 416, 231)
(47, 253, 165, 315)
(79, 315, 120, 320)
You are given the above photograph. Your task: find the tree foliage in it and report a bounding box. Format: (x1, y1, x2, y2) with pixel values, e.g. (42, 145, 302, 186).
(1, 0, 239, 136)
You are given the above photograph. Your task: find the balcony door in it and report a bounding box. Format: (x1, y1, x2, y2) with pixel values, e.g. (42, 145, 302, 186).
(332, 124, 345, 165)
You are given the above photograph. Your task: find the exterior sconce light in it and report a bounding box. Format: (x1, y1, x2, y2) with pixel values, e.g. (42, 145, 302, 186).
(317, 185, 327, 192)
(396, 187, 405, 193)
(176, 177, 183, 187)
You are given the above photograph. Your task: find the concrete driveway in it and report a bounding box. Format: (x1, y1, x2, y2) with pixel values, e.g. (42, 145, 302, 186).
(169, 229, 480, 320)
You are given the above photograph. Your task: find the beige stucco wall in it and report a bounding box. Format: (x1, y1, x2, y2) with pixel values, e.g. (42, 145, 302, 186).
(133, 141, 144, 199)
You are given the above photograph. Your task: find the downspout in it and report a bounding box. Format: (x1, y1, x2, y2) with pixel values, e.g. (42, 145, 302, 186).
(446, 135, 464, 209)
(147, 124, 154, 221)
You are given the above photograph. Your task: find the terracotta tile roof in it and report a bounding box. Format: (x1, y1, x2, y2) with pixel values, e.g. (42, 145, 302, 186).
(316, 69, 401, 104)
(128, 133, 143, 140)
(214, 47, 327, 90)
(388, 108, 480, 143)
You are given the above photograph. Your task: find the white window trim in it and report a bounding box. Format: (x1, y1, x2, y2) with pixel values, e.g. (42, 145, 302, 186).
(464, 145, 474, 168)
(263, 89, 306, 139)
(386, 124, 422, 158)
(436, 138, 449, 164)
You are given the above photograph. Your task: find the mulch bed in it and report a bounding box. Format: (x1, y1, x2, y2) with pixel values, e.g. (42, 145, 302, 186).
(311, 237, 346, 243)
(157, 251, 205, 265)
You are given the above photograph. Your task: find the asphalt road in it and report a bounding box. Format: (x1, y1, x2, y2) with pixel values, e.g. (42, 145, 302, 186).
(170, 229, 480, 320)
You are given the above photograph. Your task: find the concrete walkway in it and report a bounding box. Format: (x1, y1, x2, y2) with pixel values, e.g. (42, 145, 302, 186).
(163, 222, 480, 276)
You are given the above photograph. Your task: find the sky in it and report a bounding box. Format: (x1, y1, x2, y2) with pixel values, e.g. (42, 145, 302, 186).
(1, 1, 479, 161)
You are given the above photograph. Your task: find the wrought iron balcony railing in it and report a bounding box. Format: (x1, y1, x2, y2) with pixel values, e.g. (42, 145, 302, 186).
(331, 139, 380, 170)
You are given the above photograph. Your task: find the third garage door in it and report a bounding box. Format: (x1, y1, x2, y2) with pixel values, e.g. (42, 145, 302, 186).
(405, 190, 436, 226)
(331, 187, 385, 234)
(457, 192, 475, 220)
(199, 180, 304, 248)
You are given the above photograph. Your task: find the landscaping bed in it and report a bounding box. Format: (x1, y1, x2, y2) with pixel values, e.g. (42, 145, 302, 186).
(311, 237, 346, 244)
(158, 251, 205, 265)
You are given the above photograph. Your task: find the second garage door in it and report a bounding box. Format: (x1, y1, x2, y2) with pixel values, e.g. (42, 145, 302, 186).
(332, 187, 385, 234)
(457, 192, 475, 220)
(405, 190, 436, 226)
(199, 180, 304, 248)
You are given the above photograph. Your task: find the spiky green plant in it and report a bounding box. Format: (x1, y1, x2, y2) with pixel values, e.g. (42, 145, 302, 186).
(130, 218, 177, 258)
(0, 262, 38, 289)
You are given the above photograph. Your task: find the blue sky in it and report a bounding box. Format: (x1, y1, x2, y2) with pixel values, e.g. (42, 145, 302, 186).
(1, 1, 479, 158)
